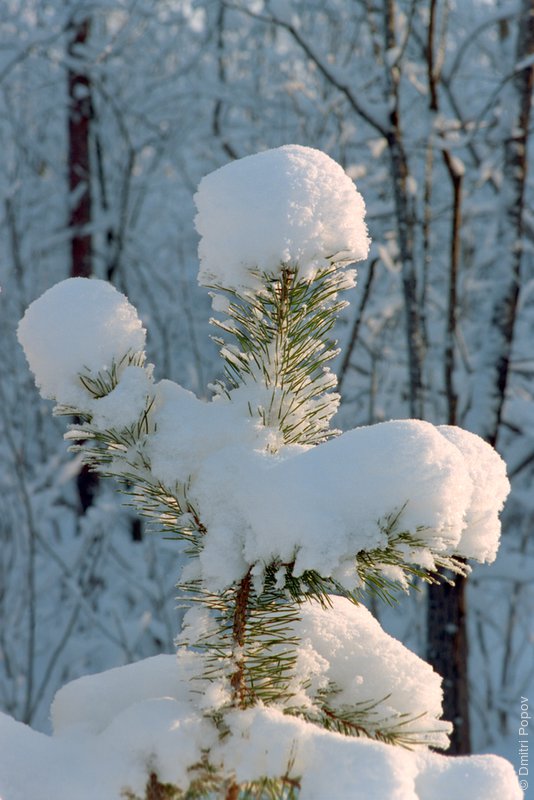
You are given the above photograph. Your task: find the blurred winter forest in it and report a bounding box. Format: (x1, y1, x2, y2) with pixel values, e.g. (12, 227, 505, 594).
(1, 0, 533, 759)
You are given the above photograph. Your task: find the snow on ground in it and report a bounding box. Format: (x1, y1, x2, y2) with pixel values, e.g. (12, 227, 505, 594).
(0, 653, 522, 800)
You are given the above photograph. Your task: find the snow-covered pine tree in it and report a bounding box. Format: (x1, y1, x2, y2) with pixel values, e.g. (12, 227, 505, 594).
(15, 146, 521, 799)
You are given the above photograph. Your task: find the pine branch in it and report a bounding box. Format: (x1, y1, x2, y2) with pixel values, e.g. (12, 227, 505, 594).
(58, 370, 208, 556)
(178, 574, 302, 709)
(58, 349, 147, 404)
(208, 265, 354, 448)
(122, 759, 301, 800)
(290, 683, 448, 750)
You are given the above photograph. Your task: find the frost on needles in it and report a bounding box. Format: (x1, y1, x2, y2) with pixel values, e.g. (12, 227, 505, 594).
(15, 145, 520, 800)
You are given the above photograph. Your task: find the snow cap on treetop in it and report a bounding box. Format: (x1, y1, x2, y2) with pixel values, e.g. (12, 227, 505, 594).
(17, 277, 146, 407)
(194, 145, 370, 292)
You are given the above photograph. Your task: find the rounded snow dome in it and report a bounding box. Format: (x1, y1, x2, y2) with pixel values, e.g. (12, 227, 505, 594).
(194, 145, 370, 292)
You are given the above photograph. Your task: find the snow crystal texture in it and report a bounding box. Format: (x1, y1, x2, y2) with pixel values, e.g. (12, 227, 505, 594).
(291, 597, 451, 747)
(194, 145, 370, 291)
(17, 278, 146, 407)
(146, 399, 510, 589)
(0, 655, 522, 800)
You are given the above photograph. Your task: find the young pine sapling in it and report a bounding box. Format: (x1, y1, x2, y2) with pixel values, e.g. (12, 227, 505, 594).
(17, 146, 518, 799)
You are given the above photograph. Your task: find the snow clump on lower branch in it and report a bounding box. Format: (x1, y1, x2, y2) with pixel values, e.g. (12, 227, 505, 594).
(0, 651, 522, 800)
(437, 424, 508, 561)
(146, 387, 510, 590)
(290, 598, 451, 747)
(178, 596, 451, 747)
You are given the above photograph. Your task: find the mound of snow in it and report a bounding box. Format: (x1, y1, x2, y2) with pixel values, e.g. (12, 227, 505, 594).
(438, 425, 509, 562)
(290, 597, 451, 748)
(194, 145, 370, 292)
(146, 402, 509, 588)
(17, 278, 146, 407)
(0, 655, 522, 800)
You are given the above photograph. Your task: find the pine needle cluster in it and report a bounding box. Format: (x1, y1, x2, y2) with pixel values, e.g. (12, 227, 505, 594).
(209, 266, 352, 447)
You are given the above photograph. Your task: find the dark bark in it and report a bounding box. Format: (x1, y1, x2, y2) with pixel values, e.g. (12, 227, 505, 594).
(225, 570, 253, 800)
(426, 155, 467, 751)
(427, 575, 471, 753)
(443, 161, 462, 428)
(337, 258, 378, 397)
(67, 15, 97, 511)
(213, 3, 238, 160)
(425, 0, 469, 754)
(383, 0, 425, 419)
(230, 570, 252, 708)
(67, 15, 93, 278)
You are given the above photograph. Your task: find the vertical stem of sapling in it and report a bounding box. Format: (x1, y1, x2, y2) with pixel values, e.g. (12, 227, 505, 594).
(225, 571, 253, 800)
(230, 569, 252, 708)
(266, 268, 295, 431)
(276, 268, 294, 378)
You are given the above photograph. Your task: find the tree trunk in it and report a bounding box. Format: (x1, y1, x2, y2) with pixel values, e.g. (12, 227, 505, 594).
(67, 14, 98, 511)
(427, 575, 471, 752)
(230, 570, 252, 708)
(67, 15, 92, 278)
(424, 0, 470, 753)
(464, 0, 534, 446)
(383, 0, 425, 419)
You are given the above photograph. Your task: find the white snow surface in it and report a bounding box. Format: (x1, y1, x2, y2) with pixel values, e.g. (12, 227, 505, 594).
(194, 145, 370, 292)
(235, 419, 472, 577)
(0, 654, 522, 800)
(290, 597, 451, 748)
(438, 425, 509, 562)
(88, 365, 153, 430)
(17, 277, 146, 407)
(147, 387, 509, 589)
(16, 270, 509, 587)
(51, 651, 200, 735)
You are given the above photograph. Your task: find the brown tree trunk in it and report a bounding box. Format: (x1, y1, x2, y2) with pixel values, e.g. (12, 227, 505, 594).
(425, 0, 470, 754)
(427, 575, 471, 753)
(67, 14, 98, 511)
(230, 570, 252, 708)
(383, 0, 425, 419)
(67, 15, 92, 278)
(225, 571, 253, 800)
